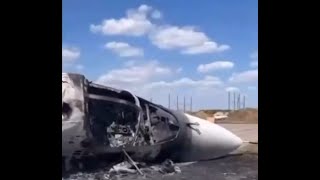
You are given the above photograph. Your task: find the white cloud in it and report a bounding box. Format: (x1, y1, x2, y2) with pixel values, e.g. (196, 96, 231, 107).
(90, 4, 158, 36)
(62, 47, 80, 62)
(146, 76, 223, 90)
(151, 10, 162, 19)
(75, 64, 84, 71)
(197, 61, 234, 73)
(105, 42, 144, 57)
(96, 61, 172, 89)
(250, 61, 258, 68)
(225, 87, 240, 92)
(95, 61, 224, 107)
(176, 67, 183, 73)
(94, 61, 258, 110)
(123, 60, 137, 67)
(139, 76, 226, 110)
(182, 42, 230, 54)
(150, 26, 207, 49)
(229, 69, 258, 83)
(149, 26, 229, 54)
(249, 51, 258, 67)
(138, 4, 152, 12)
(90, 4, 229, 55)
(250, 51, 258, 59)
(248, 86, 257, 90)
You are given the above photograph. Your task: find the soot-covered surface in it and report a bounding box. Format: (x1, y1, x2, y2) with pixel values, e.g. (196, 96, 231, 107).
(62, 154, 258, 180)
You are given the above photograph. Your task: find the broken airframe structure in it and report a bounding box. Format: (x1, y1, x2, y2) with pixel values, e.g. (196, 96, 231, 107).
(62, 73, 243, 173)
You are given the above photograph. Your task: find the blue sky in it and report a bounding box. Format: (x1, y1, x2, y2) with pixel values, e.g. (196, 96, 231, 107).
(62, 0, 258, 110)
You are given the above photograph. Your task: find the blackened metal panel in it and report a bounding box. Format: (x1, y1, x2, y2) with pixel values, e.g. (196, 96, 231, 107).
(62, 73, 88, 157)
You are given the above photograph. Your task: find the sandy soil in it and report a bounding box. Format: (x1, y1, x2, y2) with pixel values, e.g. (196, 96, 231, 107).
(188, 108, 258, 124)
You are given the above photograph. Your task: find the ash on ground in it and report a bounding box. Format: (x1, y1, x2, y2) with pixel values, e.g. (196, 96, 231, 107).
(62, 154, 257, 180)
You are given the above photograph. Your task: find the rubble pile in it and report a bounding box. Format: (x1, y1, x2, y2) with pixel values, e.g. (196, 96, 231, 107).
(62, 159, 182, 180)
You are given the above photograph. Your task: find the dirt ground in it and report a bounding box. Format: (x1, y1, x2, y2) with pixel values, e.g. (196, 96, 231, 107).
(63, 154, 258, 180)
(63, 124, 258, 180)
(188, 108, 258, 124)
(220, 124, 258, 143)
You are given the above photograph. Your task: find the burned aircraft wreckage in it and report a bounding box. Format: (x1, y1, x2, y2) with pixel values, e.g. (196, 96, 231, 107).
(62, 73, 243, 172)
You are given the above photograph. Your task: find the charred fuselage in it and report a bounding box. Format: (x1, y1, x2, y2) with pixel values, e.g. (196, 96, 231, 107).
(62, 73, 242, 171)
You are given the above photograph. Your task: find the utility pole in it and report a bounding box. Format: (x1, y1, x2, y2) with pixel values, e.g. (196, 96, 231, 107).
(243, 95, 246, 109)
(237, 94, 241, 110)
(228, 91, 230, 111)
(183, 96, 186, 112)
(233, 92, 236, 111)
(168, 94, 171, 109)
(176, 95, 179, 110)
(190, 96, 193, 112)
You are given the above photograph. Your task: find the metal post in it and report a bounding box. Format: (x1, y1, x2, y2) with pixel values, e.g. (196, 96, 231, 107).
(237, 94, 240, 110)
(183, 96, 186, 112)
(228, 92, 230, 111)
(177, 95, 179, 110)
(190, 96, 193, 112)
(239, 94, 241, 109)
(243, 96, 246, 109)
(168, 94, 171, 109)
(233, 92, 236, 111)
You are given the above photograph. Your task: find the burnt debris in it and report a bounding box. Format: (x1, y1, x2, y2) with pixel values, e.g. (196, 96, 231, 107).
(62, 73, 181, 173)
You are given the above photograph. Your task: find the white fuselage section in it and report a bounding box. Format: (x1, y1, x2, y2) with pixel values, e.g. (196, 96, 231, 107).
(62, 73, 243, 163)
